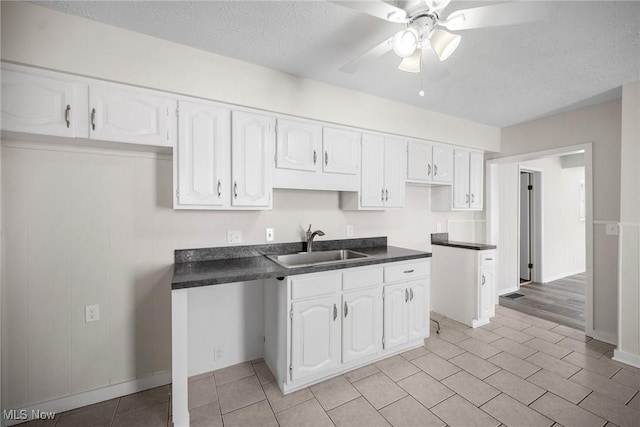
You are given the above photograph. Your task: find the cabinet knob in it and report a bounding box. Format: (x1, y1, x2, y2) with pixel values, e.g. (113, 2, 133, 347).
(427, 164, 431, 176)
(324, 151, 328, 166)
(217, 180, 222, 198)
(410, 288, 414, 301)
(381, 188, 385, 202)
(482, 275, 486, 286)
(313, 150, 317, 165)
(405, 289, 409, 303)
(233, 182, 238, 199)
(344, 302, 348, 318)
(471, 193, 475, 203)
(333, 304, 337, 321)
(90, 108, 96, 131)
(434, 164, 438, 176)
(385, 189, 389, 202)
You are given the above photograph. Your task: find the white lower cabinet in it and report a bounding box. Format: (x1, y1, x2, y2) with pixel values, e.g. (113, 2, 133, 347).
(432, 246, 496, 327)
(290, 295, 341, 381)
(264, 259, 430, 394)
(342, 288, 382, 364)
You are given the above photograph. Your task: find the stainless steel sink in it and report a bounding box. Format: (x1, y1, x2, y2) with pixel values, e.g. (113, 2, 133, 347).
(267, 249, 371, 268)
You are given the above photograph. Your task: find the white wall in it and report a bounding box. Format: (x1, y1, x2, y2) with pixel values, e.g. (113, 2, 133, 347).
(497, 99, 622, 342)
(615, 80, 640, 367)
(521, 157, 586, 282)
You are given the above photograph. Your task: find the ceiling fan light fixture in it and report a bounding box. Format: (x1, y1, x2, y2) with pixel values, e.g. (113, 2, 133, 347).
(430, 29, 461, 61)
(398, 49, 422, 73)
(392, 27, 419, 58)
(442, 11, 466, 30)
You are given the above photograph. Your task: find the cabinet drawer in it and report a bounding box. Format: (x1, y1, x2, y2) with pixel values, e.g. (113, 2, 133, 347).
(343, 267, 383, 291)
(290, 273, 341, 300)
(384, 260, 430, 283)
(479, 252, 496, 267)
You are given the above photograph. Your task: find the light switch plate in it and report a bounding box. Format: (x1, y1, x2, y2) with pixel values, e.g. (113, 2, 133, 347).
(346, 225, 354, 237)
(266, 228, 274, 242)
(605, 223, 619, 236)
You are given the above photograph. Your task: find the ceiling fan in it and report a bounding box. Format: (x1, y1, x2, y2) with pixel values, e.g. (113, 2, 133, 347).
(334, 0, 553, 74)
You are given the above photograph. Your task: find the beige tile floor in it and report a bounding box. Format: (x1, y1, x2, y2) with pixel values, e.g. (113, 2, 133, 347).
(20, 307, 640, 427)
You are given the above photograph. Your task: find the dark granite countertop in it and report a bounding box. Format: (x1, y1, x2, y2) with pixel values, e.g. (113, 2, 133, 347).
(430, 233, 497, 251)
(172, 237, 431, 290)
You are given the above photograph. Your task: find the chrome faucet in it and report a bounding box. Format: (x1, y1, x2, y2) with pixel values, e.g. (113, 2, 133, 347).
(306, 224, 325, 253)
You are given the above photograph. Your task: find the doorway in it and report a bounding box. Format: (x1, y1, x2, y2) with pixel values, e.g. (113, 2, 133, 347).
(487, 145, 591, 333)
(520, 171, 533, 284)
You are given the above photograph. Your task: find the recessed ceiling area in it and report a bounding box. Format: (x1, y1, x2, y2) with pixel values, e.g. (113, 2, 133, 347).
(37, 1, 640, 128)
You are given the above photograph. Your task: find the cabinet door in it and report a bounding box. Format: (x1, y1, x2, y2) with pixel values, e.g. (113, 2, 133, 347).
(231, 111, 274, 207)
(322, 127, 360, 175)
(453, 150, 471, 209)
(1, 68, 88, 138)
(342, 288, 381, 364)
(275, 119, 321, 172)
(407, 141, 433, 182)
(432, 144, 453, 183)
(360, 134, 385, 208)
(291, 296, 341, 381)
(89, 84, 175, 147)
(384, 138, 407, 208)
(176, 101, 230, 207)
(383, 283, 408, 350)
(478, 267, 494, 321)
(469, 151, 484, 209)
(408, 279, 430, 340)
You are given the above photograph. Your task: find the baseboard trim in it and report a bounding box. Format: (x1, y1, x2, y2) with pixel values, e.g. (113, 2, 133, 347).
(613, 349, 640, 369)
(542, 270, 586, 284)
(5, 371, 171, 426)
(586, 329, 617, 346)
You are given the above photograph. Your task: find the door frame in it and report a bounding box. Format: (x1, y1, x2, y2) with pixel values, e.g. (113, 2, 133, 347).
(518, 166, 543, 284)
(486, 143, 593, 335)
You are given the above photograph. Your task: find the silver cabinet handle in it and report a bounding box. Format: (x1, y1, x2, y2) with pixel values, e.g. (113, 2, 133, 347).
(324, 151, 328, 166)
(482, 275, 486, 286)
(434, 164, 438, 176)
(471, 193, 475, 203)
(313, 150, 317, 165)
(410, 288, 414, 301)
(233, 182, 238, 199)
(485, 258, 493, 261)
(344, 301, 348, 318)
(427, 164, 431, 176)
(466, 194, 470, 204)
(90, 108, 96, 131)
(403, 269, 414, 274)
(217, 180, 222, 198)
(333, 304, 337, 321)
(65, 105, 71, 128)
(385, 189, 389, 201)
(405, 289, 409, 303)
(381, 188, 385, 201)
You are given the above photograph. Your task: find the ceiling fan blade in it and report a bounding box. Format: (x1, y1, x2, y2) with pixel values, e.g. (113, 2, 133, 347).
(340, 37, 392, 73)
(442, 2, 554, 31)
(330, 0, 408, 23)
(398, 49, 422, 73)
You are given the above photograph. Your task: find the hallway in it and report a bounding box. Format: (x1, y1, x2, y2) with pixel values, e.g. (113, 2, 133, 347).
(500, 273, 586, 330)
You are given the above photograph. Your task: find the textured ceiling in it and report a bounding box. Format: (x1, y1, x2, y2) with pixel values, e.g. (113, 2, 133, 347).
(37, 1, 640, 127)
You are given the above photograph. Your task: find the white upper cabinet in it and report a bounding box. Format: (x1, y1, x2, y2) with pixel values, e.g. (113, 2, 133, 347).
(359, 134, 385, 208)
(432, 144, 454, 184)
(175, 100, 230, 208)
(231, 111, 274, 207)
(341, 134, 406, 210)
(453, 150, 471, 209)
(322, 127, 360, 175)
(1, 67, 88, 138)
(383, 138, 407, 208)
(407, 141, 433, 182)
(89, 84, 176, 147)
(469, 151, 484, 209)
(275, 119, 322, 172)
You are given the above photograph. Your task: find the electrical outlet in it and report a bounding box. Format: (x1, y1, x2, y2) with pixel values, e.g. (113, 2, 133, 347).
(227, 230, 242, 244)
(214, 346, 223, 361)
(346, 225, 354, 237)
(266, 228, 274, 242)
(85, 304, 99, 323)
